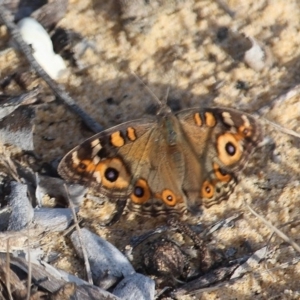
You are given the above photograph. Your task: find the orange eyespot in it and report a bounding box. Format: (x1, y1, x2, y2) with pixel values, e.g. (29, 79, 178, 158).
(75, 159, 96, 173)
(78, 162, 87, 171)
(161, 189, 177, 206)
(201, 180, 214, 198)
(213, 163, 231, 182)
(217, 133, 242, 166)
(238, 125, 252, 138)
(130, 179, 151, 204)
(154, 189, 180, 207)
(97, 157, 130, 189)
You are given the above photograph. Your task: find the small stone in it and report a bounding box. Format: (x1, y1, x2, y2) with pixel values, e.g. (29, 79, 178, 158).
(17, 17, 66, 79)
(143, 239, 187, 278)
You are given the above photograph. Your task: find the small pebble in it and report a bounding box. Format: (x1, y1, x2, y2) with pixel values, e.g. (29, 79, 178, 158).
(17, 17, 66, 79)
(113, 273, 155, 300)
(8, 181, 33, 231)
(33, 208, 75, 231)
(71, 228, 135, 287)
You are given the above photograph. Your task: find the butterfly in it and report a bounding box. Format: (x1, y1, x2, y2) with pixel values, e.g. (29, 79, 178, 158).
(58, 100, 262, 221)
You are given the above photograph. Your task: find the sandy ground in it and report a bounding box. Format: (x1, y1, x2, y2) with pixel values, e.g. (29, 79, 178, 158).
(1, 0, 300, 299)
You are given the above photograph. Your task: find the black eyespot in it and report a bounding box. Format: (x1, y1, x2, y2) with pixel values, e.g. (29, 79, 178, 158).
(104, 167, 119, 182)
(79, 163, 86, 170)
(225, 142, 236, 156)
(216, 187, 221, 193)
(166, 195, 173, 202)
(134, 186, 144, 198)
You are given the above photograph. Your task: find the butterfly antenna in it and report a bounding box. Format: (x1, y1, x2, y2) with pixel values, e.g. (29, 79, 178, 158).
(162, 86, 170, 106)
(132, 72, 162, 107)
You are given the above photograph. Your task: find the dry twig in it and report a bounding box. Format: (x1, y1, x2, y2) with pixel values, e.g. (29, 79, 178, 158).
(245, 202, 300, 253)
(64, 184, 93, 284)
(0, 4, 103, 133)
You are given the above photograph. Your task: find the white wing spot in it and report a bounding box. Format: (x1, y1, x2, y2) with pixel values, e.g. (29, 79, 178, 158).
(72, 151, 80, 165)
(91, 139, 102, 157)
(93, 171, 102, 183)
(93, 155, 101, 165)
(222, 112, 234, 126)
(241, 115, 251, 127)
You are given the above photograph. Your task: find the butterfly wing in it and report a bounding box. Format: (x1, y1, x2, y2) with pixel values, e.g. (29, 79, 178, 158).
(58, 107, 262, 218)
(176, 107, 262, 210)
(58, 118, 158, 201)
(58, 115, 189, 217)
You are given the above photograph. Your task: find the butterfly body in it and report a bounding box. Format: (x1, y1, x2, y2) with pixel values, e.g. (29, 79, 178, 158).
(58, 106, 262, 218)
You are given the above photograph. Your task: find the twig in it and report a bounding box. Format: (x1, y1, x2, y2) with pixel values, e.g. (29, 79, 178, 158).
(261, 118, 300, 139)
(6, 240, 13, 300)
(172, 264, 240, 297)
(26, 227, 31, 300)
(0, 4, 103, 133)
(255, 84, 300, 117)
(0, 152, 21, 183)
(251, 83, 300, 139)
(245, 202, 300, 253)
(64, 184, 93, 284)
(214, 0, 235, 18)
(132, 72, 163, 108)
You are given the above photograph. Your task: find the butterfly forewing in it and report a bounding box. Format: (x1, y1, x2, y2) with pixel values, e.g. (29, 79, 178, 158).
(58, 119, 156, 199)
